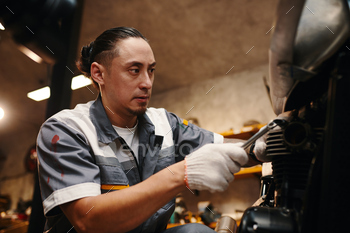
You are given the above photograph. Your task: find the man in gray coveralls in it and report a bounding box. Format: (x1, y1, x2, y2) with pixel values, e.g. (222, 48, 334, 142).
(37, 27, 262, 233)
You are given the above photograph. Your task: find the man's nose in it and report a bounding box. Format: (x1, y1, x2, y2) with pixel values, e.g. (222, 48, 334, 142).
(139, 72, 153, 89)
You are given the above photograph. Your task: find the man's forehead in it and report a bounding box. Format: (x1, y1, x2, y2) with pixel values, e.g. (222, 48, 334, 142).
(118, 38, 153, 55)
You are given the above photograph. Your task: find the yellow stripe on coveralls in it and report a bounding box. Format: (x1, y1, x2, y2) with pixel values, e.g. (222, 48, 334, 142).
(183, 119, 189, 126)
(101, 184, 129, 190)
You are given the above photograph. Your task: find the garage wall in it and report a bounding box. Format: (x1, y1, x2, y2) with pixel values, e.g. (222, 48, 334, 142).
(150, 64, 276, 133)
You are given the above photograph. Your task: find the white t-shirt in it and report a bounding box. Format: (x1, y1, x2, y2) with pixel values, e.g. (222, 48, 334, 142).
(113, 122, 140, 163)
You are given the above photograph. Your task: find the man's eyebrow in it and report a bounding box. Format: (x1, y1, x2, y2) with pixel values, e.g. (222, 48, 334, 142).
(125, 61, 156, 67)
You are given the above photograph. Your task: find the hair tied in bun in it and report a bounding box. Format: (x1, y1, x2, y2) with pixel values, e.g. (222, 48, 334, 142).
(88, 42, 94, 57)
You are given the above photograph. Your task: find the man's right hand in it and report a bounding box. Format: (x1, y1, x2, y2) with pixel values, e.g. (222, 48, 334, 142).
(254, 111, 295, 162)
(184, 143, 248, 192)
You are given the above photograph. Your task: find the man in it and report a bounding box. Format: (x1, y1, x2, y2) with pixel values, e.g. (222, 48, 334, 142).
(37, 27, 261, 233)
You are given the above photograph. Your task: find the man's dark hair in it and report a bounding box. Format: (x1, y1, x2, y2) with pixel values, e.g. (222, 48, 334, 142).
(76, 27, 148, 89)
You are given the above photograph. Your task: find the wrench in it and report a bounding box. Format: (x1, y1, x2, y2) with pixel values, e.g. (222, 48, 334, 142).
(241, 119, 286, 149)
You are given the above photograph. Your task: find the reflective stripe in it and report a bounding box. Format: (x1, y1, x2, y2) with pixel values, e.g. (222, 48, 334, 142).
(213, 133, 224, 144)
(146, 108, 174, 150)
(183, 119, 188, 126)
(42, 183, 101, 215)
(101, 184, 129, 190)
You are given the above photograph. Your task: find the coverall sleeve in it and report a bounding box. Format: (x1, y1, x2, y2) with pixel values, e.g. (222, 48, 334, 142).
(37, 118, 101, 216)
(164, 110, 224, 162)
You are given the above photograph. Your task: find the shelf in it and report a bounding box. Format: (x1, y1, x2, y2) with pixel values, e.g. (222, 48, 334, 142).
(219, 124, 266, 140)
(235, 165, 262, 178)
(167, 220, 241, 230)
(0, 220, 28, 233)
(167, 223, 186, 229)
(209, 219, 241, 229)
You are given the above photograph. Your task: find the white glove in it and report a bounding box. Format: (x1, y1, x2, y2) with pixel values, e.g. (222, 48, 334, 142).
(254, 127, 269, 162)
(254, 111, 294, 162)
(184, 143, 248, 193)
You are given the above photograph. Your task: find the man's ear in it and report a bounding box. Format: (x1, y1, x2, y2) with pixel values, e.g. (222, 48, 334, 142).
(91, 62, 106, 86)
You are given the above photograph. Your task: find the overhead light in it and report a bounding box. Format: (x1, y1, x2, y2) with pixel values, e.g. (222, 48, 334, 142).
(27, 75, 92, 101)
(18, 45, 43, 63)
(27, 86, 50, 101)
(0, 107, 4, 120)
(71, 75, 92, 90)
(0, 23, 5, 30)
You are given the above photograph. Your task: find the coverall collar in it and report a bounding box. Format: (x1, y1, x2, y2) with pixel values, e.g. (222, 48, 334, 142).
(89, 94, 155, 144)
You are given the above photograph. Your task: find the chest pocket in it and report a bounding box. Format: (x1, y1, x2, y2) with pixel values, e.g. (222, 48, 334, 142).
(154, 146, 176, 173)
(95, 155, 129, 193)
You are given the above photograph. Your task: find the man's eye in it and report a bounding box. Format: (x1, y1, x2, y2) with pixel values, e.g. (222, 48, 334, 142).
(130, 69, 139, 74)
(149, 68, 156, 73)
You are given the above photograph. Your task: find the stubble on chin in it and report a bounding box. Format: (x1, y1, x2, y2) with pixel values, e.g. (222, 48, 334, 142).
(128, 103, 148, 116)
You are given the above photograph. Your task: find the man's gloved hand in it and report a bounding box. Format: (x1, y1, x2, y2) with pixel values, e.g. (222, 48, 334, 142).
(254, 110, 295, 162)
(254, 128, 269, 162)
(184, 143, 248, 193)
